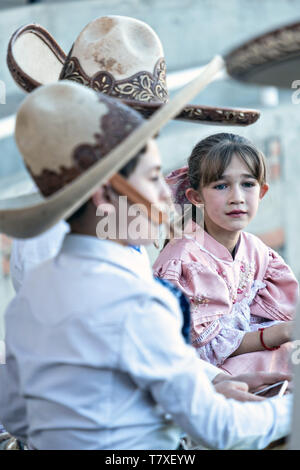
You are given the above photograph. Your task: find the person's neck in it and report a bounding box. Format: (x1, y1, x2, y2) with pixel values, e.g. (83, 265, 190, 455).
(204, 221, 241, 256)
(68, 201, 130, 246)
(70, 226, 129, 247)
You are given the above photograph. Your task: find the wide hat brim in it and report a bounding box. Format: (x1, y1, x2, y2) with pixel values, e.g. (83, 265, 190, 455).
(225, 21, 300, 88)
(7, 24, 260, 126)
(0, 56, 225, 239)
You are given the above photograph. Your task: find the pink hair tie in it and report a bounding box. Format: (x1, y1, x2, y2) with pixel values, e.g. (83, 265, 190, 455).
(165, 166, 190, 210)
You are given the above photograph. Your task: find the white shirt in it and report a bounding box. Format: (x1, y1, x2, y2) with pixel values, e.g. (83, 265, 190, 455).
(9, 222, 219, 383)
(0, 235, 292, 450)
(10, 221, 70, 292)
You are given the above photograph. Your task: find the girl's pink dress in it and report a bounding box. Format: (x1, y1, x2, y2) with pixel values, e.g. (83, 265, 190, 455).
(153, 226, 299, 375)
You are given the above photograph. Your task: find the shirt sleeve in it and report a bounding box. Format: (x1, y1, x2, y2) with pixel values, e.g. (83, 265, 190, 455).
(0, 341, 5, 365)
(9, 240, 23, 292)
(251, 248, 299, 322)
(0, 302, 28, 441)
(10, 221, 69, 293)
(194, 320, 245, 366)
(120, 293, 291, 449)
(199, 359, 223, 381)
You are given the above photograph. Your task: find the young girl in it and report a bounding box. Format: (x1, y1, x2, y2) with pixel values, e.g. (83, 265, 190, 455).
(153, 133, 299, 376)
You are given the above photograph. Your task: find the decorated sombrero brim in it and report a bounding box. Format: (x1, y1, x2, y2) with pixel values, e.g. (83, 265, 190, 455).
(7, 22, 260, 126)
(226, 21, 300, 88)
(7, 24, 66, 92)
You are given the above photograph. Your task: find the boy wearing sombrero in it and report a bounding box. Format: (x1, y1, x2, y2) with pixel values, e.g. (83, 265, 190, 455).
(0, 81, 292, 450)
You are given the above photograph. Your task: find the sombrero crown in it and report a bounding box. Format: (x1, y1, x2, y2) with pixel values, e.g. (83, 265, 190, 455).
(7, 15, 259, 126)
(16, 81, 144, 198)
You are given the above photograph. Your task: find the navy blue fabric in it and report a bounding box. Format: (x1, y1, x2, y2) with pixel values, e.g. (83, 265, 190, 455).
(154, 278, 191, 344)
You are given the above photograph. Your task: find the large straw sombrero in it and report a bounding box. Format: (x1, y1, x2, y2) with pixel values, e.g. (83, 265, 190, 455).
(0, 55, 225, 239)
(1, 82, 154, 238)
(7, 15, 260, 126)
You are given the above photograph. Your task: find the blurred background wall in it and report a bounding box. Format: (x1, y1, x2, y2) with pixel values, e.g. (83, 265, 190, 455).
(1, 0, 300, 340)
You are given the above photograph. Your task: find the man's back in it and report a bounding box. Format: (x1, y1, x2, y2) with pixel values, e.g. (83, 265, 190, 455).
(4, 234, 182, 449)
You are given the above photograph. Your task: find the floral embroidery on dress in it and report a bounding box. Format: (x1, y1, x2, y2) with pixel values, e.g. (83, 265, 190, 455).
(216, 267, 237, 304)
(237, 261, 256, 293)
(191, 295, 210, 307)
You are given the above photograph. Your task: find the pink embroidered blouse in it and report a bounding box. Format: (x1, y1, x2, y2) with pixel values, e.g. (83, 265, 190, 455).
(153, 226, 299, 375)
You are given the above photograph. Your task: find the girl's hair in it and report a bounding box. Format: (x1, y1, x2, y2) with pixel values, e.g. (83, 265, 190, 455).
(188, 132, 267, 191)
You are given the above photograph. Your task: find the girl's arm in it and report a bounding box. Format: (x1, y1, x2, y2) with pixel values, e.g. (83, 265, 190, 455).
(251, 248, 298, 322)
(230, 321, 293, 356)
(230, 247, 298, 356)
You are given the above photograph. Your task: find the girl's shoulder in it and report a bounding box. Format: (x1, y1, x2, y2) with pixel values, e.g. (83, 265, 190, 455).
(154, 235, 208, 266)
(241, 231, 271, 255)
(241, 231, 284, 268)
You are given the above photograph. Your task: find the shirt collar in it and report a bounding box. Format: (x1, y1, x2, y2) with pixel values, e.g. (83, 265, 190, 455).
(60, 234, 153, 281)
(185, 221, 244, 262)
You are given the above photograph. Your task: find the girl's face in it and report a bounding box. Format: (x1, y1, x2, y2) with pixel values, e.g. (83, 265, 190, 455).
(187, 154, 269, 236)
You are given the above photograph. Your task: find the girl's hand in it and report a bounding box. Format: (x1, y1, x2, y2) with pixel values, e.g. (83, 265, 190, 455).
(213, 371, 292, 395)
(229, 371, 292, 394)
(214, 380, 264, 402)
(263, 321, 294, 348)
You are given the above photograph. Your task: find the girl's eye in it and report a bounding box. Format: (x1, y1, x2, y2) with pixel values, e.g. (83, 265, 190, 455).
(150, 176, 159, 182)
(242, 181, 256, 188)
(213, 183, 227, 190)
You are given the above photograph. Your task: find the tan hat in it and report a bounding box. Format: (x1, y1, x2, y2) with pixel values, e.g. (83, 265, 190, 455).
(0, 54, 225, 238)
(15, 81, 145, 198)
(0, 82, 149, 238)
(7, 15, 259, 126)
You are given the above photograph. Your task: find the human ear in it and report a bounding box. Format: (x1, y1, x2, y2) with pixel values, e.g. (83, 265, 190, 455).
(92, 186, 117, 217)
(259, 183, 269, 200)
(185, 187, 203, 206)
(92, 185, 112, 207)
